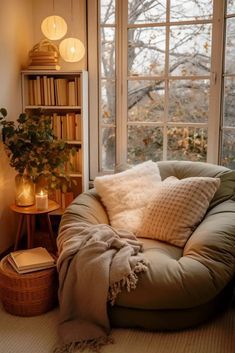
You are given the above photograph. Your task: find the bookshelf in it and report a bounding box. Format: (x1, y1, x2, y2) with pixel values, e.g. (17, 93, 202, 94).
(21, 70, 89, 214)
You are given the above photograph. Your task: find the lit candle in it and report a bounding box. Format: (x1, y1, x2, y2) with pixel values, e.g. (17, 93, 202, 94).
(35, 190, 48, 210)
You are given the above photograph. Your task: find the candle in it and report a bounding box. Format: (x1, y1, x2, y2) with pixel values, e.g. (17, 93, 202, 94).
(35, 190, 48, 210)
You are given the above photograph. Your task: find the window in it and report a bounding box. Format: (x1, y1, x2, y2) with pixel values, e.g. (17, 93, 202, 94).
(88, 0, 234, 179)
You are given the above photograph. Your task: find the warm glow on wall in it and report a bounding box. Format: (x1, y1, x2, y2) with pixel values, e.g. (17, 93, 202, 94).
(41, 15, 67, 41)
(59, 37, 85, 62)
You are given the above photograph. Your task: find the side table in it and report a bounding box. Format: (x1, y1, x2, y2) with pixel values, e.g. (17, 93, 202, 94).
(10, 200, 60, 253)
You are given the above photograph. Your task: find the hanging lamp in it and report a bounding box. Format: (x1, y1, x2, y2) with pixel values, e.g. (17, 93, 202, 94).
(59, 0, 85, 62)
(59, 37, 85, 62)
(41, 0, 67, 41)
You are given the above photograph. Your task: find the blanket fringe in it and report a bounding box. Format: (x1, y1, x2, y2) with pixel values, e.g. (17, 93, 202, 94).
(53, 336, 114, 353)
(108, 260, 148, 305)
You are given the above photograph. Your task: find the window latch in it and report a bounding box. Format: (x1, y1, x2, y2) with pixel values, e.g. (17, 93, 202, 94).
(211, 72, 217, 85)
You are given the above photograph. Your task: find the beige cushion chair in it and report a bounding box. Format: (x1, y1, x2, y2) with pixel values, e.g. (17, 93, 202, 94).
(60, 161, 235, 330)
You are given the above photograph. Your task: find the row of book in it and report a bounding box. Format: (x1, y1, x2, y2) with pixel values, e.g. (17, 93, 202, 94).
(27, 76, 81, 106)
(8, 247, 55, 274)
(49, 190, 74, 210)
(66, 149, 82, 174)
(51, 113, 81, 141)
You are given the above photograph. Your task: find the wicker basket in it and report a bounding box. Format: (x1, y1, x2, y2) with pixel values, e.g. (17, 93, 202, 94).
(0, 255, 58, 317)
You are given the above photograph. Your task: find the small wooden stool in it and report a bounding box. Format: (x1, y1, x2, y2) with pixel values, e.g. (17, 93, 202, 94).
(10, 200, 60, 253)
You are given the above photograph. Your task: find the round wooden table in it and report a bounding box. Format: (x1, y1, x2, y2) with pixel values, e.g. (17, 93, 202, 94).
(10, 200, 60, 253)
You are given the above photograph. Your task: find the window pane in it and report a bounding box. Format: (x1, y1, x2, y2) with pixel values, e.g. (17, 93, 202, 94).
(167, 127, 207, 161)
(127, 126, 163, 164)
(128, 0, 166, 24)
(170, 0, 213, 21)
(221, 130, 235, 169)
(101, 127, 116, 170)
(128, 27, 165, 76)
(227, 0, 235, 15)
(128, 80, 164, 122)
(223, 78, 235, 127)
(169, 80, 209, 123)
(101, 79, 116, 124)
(169, 24, 212, 76)
(224, 18, 235, 74)
(100, 0, 115, 24)
(101, 27, 115, 77)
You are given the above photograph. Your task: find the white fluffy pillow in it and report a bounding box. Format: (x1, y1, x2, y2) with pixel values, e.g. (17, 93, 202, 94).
(94, 161, 162, 233)
(138, 176, 220, 247)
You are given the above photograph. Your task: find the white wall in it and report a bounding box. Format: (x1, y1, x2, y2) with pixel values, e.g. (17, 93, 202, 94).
(0, 0, 87, 253)
(0, 0, 34, 252)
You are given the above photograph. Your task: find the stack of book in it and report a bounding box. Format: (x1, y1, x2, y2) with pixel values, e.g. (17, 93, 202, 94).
(8, 247, 56, 274)
(28, 51, 60, 70)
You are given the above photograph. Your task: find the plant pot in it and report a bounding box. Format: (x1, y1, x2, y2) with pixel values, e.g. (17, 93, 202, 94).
(15, 174, 35, 206)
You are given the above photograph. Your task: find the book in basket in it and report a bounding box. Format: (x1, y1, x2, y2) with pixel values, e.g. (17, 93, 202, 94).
(8, 247, 56, 274)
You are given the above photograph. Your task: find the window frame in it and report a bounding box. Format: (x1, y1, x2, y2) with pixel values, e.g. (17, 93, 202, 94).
(219, 3, 235, 164)
(88, 0, 226, 180)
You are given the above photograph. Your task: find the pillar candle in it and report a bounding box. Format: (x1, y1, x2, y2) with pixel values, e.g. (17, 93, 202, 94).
(35, 191, 48, 210)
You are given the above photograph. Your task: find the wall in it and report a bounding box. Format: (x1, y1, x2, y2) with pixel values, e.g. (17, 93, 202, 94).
(0, 0, 87, 253)
(0, 0, 34, 252)
(31, 0, 87, 71)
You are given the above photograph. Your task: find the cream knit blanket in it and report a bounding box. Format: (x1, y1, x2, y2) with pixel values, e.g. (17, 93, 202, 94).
(54, 222, 148, 353)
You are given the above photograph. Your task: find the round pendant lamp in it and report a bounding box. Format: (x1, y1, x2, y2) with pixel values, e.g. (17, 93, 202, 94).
(41, 15, 67, 41)
(59, 37, 85, 62)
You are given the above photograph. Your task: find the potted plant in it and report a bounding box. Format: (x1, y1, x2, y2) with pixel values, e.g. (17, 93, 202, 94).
(0, 108, 75, 206)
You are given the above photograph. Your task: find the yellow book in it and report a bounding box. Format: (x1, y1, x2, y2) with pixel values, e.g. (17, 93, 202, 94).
(10, 247, 55, 271)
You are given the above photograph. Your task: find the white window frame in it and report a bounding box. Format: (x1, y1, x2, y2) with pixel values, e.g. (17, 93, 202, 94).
(88, 0, 225, 180)
(219, 4, 235, 162)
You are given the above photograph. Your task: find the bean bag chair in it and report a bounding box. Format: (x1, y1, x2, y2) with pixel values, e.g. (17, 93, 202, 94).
(59, 161, 235, 330)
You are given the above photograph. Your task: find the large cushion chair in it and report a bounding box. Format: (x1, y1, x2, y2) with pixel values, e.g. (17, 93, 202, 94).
(59, 161, 235, 330)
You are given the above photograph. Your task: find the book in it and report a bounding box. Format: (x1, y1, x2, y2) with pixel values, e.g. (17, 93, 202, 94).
(8, 256, 55, 274)
(9, 247, 55, 274)
(61, 192, 74, 209)
(27, 65, 61, 71)
(68, 80, 76, 106)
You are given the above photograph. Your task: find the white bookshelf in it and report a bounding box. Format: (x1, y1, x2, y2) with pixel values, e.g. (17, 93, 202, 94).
(21, 70, 89, 212)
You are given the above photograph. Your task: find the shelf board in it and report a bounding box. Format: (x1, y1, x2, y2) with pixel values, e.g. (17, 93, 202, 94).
(69, 173, 82, 177)
(66, 140, 82, 145)
(22, 70, 84, 75)
(25, 105, 81, 110)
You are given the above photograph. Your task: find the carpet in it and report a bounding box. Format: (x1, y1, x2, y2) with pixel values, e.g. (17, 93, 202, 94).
(0, 300, 234, 353)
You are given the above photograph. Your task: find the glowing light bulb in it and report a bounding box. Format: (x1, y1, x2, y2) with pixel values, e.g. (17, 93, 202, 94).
(59, 37, 85, 63)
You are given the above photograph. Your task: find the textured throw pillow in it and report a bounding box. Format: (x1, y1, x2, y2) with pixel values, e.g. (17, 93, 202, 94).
(94, 160, 162, 233)
(138, 176, 220, 247)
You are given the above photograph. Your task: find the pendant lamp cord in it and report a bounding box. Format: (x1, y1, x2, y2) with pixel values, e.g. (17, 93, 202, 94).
(53, 0, 55, 13)
(71, 0, 74, 25)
